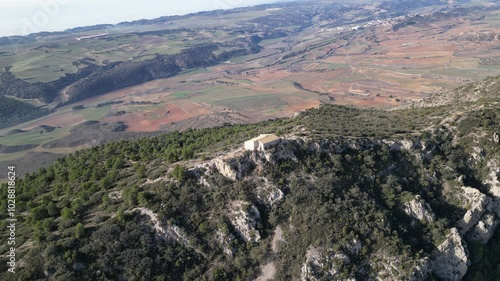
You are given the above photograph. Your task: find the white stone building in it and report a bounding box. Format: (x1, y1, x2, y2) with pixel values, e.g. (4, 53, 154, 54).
(244, 134, 281, 151)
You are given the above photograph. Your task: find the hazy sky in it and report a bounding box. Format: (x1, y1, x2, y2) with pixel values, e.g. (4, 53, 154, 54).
(0, 0, 278, 37)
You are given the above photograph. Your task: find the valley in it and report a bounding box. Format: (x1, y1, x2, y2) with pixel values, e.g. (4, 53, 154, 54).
(3, 0, 500, 175)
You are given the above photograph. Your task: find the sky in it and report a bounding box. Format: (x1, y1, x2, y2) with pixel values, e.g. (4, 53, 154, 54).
(0, 0, 279, 37)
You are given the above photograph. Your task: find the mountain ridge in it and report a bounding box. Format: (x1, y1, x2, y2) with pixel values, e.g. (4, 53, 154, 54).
(0, 73, 499, 280)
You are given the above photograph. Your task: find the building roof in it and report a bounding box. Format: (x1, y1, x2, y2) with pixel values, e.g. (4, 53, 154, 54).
(257, 134, 280, 144)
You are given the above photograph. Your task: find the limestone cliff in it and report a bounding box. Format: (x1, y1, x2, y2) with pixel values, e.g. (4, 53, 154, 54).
(432, 228, 470, 281)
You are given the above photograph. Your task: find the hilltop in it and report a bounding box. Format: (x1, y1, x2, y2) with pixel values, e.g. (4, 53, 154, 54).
(0, 72, 499, 280)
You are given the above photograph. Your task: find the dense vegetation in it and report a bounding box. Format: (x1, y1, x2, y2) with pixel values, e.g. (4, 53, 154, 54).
(0, 96, 49, 129)
(464, 228, 500, 281)
(0, 88, 498, 280)
(0, 63, 100, 104)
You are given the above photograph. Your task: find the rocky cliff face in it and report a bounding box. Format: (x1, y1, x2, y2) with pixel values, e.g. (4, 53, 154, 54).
(456, 187, 491, 233)
(188, 131, 499, 281)
(404, 195, 436, 222)
(228, 201, 262, 243)
(432, 228, 470, 281)
(300, 246, 351, 281)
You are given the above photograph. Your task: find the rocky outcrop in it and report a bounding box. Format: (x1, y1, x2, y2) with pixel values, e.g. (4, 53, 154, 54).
(456, 187, 491, 234)
(187, 130, 497, 280)
(215, 229, 236, 257)
(471, 146, 485, 161)
(228, 201, 261, 242)
(212, 154, 256, 180)
(255, 178, 284, 205)
(432, 228, 470, 281)
(131, 208, 194, 250)
(403, 195, 436, 222)
(263, 141, 299, 163)
(371, 252, 416, 281)
(108, 191, 123, 202)
(385, 139, 420, 152)
(409, 258, 431, 281)
(466, 212, 499, 243)
(301, 246, 351, 281)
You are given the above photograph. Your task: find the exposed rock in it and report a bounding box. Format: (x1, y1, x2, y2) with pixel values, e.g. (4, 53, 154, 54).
(432, 228, 470, 281)
(263, 141, 299, 163)
(215, 229, 236, 257)
(255, 178, 284, 205)
(409, 258, 431, 281)
(301, 246, 350, 281)
(403, 195, 436, 222)
(466, 212, 499, 244)
(229, 201, 261, 242)
(267, 188, 284, 204)
(371, 252, 413, 281)
(212, 153, 256, 180)
(108, 191, 122, 202)
(471, 146, 485, 161)
(385, 138, 419, 151)
(485, 160, 500, 198)
(456, 187, 491, 234)
(493, 132, 500, 143)
(131, 208, 195, 252)
(143, 177, 165, 186)
(308, 141, 323, 153)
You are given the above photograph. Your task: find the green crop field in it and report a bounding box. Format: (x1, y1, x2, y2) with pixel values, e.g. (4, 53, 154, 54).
(76, 105, 112, 121)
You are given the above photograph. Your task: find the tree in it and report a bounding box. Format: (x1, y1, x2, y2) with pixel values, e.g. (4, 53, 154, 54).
(47, 202, 59, 217)
(29, 206, 49, 223)
(138, 192, 150, 206)
(113, 156, 125, 170)
(75, 223, 85, 239)
(171, 165, 188, 182)
(62, 207, 73, 221)
(123, 186, 139, 205)
(136, 164, 146, 179)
